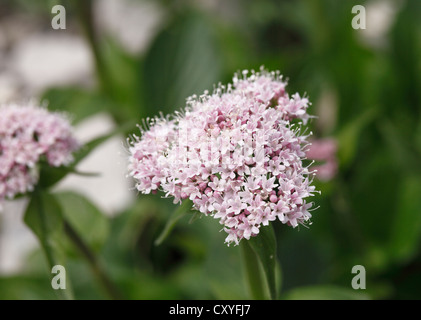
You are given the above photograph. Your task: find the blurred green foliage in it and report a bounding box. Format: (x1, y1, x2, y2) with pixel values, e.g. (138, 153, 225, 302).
(1, 0, 421, 300)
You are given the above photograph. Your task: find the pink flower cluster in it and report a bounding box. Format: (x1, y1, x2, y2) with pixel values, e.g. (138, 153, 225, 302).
(128, 69, 318, 245)
(0, 102, 79, 205)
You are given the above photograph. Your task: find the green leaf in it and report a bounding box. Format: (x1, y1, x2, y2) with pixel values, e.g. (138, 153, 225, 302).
(142, 12, 222, 117)
(54, 191, 110, 252)
(188, 211, 202, 224)
(205, 241, 248, 300)
(377, 119, 420, 174)
(24, 191, 64, 262)
(0, 275, 58, 300)
(247, 224, 278, 300)
(337, 107, 378, 168)
(73, 121, 135, 165)
(283, 285, 370, 300)
(23, 191, 73, 300)
(38, 165, 73, 190)
(101, 37, 141, 108)
(389, 175, 421, 262)
(38, 121, 134, 189)
(41, 87, 115, 124)
(155, 200, 193, 246)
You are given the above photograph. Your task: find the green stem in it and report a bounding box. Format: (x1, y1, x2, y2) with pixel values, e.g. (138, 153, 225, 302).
(63, 221, 124, 300)
(246, 224, 279, 300)
(241, 241, 267, 300)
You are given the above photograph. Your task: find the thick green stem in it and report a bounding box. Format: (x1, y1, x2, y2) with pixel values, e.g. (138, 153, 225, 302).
(242, 224, 279, 300)
(241, 241, 267, 300)
(63, 221, 124, 300)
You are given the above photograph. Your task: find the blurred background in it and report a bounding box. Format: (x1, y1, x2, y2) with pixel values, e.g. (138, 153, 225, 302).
(0, 0, 420, 299)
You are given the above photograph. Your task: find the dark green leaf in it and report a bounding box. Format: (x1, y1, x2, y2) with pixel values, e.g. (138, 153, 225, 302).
(389, 175, 421, 262)
(155, 200, 193, 246)
(377, 119, 420, 174)
(337, 107, 378, 168)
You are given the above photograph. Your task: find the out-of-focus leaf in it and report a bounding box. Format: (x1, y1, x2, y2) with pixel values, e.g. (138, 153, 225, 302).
(101, 38, 139, 103)
(23, 191, 72, 300)
(118, 270, 183, 300)
(283, 285, 370, 300)
(38, 121, 134, 189)
(24, 191, 64, 262)
(388, 175, 421, 263)
(38, 164, 73, 190)
(155, 200, 193, 246)
(41, 87, 115, 124)
(71, 122, 133, 164)
(276, 227, 331, 293)
(349, 148, 400, 253)
(177, 214, 246, 299)
(415, 121, 421, 154)
(0, 275, 57, 300)
(377, 119, 420, 174)
(55, 191, 109, 252)
(337, 107, 378, 167)
(142, 12, 222, 117)
(248, 224, 278, 300)
(390, 0, 421, 121)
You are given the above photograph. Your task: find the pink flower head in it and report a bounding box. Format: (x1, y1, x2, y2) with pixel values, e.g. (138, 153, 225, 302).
(128, 68, 318, 245)
(0, 102, 79, 206)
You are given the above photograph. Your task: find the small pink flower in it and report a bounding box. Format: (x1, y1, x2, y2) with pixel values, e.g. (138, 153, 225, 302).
(0, 102, 79, 206)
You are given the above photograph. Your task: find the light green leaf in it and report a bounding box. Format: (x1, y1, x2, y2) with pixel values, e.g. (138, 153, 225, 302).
(54, 191, 110, 252)
(24, 191, 64, 264)
(23, 191, 73, 300)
